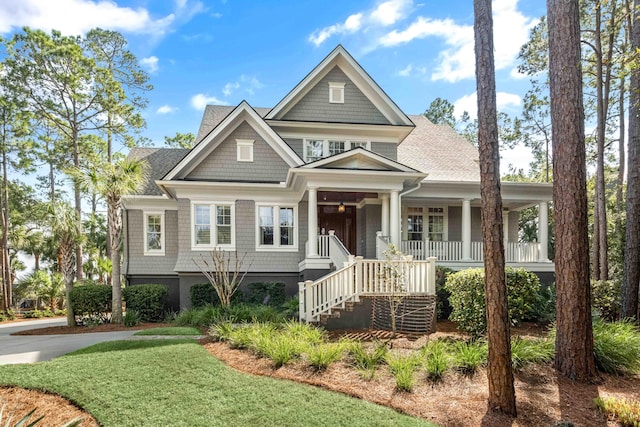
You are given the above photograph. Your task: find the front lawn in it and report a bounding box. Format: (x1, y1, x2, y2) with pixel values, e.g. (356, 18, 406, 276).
(0, 340, 434, 427)
(133, 326, 202, 336)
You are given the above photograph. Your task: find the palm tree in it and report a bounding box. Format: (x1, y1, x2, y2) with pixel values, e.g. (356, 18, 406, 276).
(75, 158, 146, 324)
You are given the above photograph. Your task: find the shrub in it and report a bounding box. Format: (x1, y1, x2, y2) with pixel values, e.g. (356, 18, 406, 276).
(70, 284, 112, 324)
(594, 397, 640, 426)
(435, 266, 454, 320)
(591, 280, 621, 321)
(280, 296, 299, 319)
(22, 310, 43, 319)
(190, 283, 219, 308)
(123, 284, 168, 322)
(0, 309, 15, 322)
(445, 267, 540, 336)
(592, 319, 640, 375)
(244, 282, 286, 306)
(451, 339, 487, 374)
(530, 283, 556, 325)
(123, 309, 141, 327)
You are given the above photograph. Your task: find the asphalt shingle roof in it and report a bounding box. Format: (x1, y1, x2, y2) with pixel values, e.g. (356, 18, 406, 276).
(196, 105, 272, 142)
(128, 147, 190, 195)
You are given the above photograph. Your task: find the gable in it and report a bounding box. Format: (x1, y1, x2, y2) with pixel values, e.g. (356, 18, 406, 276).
(302, 148, 418, 173)
(185, 122, 291, 183)
(282, 66, 390, 125)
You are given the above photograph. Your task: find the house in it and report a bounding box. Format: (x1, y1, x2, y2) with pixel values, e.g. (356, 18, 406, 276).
(122, 45, 553, 323)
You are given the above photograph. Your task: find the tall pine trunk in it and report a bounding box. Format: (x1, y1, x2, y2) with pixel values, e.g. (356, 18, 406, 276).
(474, 0, 516, 416)
(547, 0, 597, 381)
(623, 0, 640, 319)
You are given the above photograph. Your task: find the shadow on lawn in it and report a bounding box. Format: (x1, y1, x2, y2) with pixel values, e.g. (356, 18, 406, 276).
(63, 339, 196, 356)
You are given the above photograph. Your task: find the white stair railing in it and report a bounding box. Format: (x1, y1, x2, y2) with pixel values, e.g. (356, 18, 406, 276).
(328, 230, 350, 267)
(298, 256, 437, 322)
(318, 235, 330, 257)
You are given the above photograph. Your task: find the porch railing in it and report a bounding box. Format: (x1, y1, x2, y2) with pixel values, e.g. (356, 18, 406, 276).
(298, 256, 436, 322)
(401, 240, 542, 263)
(318, 234, 330, 257)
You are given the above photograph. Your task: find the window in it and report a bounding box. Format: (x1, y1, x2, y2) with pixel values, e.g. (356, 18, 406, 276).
(192, 202, 235, 249)
(427, 207, 445, 241)
(329, 82, 345, 103)
(303, 139, 370, 162)
(236, 139, 254, 162)
(407, 207, 423, 241)
(144, 212, 164, 255)
(256, 205, 297, 250)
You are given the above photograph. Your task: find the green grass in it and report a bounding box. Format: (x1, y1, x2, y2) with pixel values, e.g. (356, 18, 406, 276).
(0, 340, 434, 427)
(133, 327, 202, 336)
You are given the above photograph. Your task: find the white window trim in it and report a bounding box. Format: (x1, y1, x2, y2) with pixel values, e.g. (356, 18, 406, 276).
(404, 206, 448, 241)
(255, 203, 298, 252)
(143, 211, 165, 256)
(303, 139, 371, 162)
(236, 139, 254, 162)
(191, 202, 236, 250)
(329, 82, 345, 103)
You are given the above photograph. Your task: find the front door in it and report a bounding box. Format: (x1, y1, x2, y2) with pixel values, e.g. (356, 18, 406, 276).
(318, 205, 357, 254)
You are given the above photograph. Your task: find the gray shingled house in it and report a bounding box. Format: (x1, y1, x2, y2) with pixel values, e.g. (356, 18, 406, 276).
(122, 46, 553, 320)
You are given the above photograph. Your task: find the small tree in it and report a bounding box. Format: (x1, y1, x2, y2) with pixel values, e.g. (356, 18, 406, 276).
(193, 248, 249, 308)
(378, 244, 413, 337)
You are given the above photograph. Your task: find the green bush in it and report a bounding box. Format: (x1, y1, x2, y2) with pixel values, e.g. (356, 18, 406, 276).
(445, 267, 540, 336)
(592, 319, 640, 375)
(436, 266, 454, 320)
(190, 283, 219, 308)
(22, 310, 43, 319)
(123, 284, 168, 322)
(123, 309, 141, 327)
(244, 282, 286, 306)
(451, 339, 487, 374)
(530, 283, 556, 325)
(591, 280, 621, 321)
(70, 284, 112, 324)
(510, 337, 554, 370)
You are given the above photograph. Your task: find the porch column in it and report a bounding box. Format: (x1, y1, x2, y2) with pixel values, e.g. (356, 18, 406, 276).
(538, 201, 549, 262)
(381, 194, 390, 237)
(390, 190, 400, 246)
(462, 199, 472, 261)
(307, 186, 318, 257)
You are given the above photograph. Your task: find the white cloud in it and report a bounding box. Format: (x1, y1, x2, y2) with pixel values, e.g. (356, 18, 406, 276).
(370, 0, 411, 26)
(453, 91, 522, 120)
(397, 64, 413, 77)
(222, 75, 264, 97)
(190, 93, 226, 110)
(379, 1, 537, 83)
(309, 13, 363, 46)
(156, 105, 177, 114)
(140, 56, 159, 73)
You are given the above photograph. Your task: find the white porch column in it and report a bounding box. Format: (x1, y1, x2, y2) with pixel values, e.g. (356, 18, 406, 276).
(307, 186, 318, 258)
(462, 199, 472, 261)
(538, 201, 549, 261)
(390, 190, 400, 246)
(381, 194, 390, 237)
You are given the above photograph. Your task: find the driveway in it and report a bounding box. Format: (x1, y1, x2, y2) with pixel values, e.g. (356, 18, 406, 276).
(0, 318, 138, 365)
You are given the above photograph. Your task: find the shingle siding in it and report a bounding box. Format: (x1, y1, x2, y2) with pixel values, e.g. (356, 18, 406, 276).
(186, 122, 290, 182)
(282, 66, 390, 125)
(125, 209, 179, 275)
(371, 142, 397, 161)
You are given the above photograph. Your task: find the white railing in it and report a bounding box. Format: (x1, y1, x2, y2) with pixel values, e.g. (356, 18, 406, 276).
(299, 256, 436, 322)
(505, 242, 540, 262)
(318, 235, 330, 257)
(328, 231, 350, 267)
(400, 240, 542, 263)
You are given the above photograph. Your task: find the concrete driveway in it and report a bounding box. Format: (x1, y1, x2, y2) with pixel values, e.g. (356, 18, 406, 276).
(0, 318, 138, 365)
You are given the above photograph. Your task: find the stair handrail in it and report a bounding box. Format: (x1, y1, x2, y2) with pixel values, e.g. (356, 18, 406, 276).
(327, 230, 350, 267)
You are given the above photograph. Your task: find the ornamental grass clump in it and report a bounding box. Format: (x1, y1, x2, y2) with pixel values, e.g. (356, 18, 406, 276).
(306, 343, 345, 371)
(386, 352, 421, 392)
(422, 339, 451, 382)
(348, 341, 388, 380)
(510, 336, 554, 370)
(262, 335, 306, 368)
(451, 339, 487, 375)
(594, 397, 640, 426)
(592, 319, 640, 375)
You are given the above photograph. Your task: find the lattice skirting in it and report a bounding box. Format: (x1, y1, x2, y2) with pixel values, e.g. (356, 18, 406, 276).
(371, 294, 437, 334)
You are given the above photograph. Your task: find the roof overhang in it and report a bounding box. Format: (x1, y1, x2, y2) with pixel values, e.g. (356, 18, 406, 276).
(122, 195, 178, 210)
(268, 120, 415, 143)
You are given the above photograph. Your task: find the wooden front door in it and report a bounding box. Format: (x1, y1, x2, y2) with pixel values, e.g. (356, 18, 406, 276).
(318, 205, 357, 254)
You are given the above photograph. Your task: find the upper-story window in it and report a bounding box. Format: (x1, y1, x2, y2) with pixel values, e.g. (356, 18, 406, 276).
(144, 212, 165, 256)
(236, 139, 254, 162)
(303, 139, 370, 162)
(192, 202, 234, 249)
(329, 82, 345, 103)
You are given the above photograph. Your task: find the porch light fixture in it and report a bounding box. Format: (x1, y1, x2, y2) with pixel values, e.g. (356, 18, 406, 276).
(338, 202, 346, 213)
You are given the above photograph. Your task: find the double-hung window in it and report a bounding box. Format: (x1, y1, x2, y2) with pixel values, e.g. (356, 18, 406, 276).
(192, 202, 234, 249)
(427, 207, 445, 241)
(256, 205, 297, 250)
(407, 207, 423, 241)
(303, 139, 370, 162)
(144, 212, 165, 256)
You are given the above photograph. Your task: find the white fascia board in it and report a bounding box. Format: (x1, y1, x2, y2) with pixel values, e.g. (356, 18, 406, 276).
(301, 148, 419, 172)
(411, 180, 553, 203)
(162, 181, 299, 203)
(269, 121, 413, 143)
(122, 195, 177, 210)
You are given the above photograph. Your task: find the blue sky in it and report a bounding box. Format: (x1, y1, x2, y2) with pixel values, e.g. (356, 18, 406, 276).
(0, 0, 546, 169)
